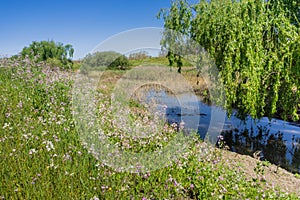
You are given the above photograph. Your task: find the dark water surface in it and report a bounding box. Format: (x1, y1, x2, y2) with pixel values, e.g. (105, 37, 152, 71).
(142, 89, 300, 173)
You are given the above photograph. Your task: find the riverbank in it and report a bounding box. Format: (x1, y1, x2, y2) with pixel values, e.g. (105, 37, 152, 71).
(92, 66, 300, 195)
(1, 63, 300, 199)
(92, 66, 300, 173)
(221, 149, 300, 196)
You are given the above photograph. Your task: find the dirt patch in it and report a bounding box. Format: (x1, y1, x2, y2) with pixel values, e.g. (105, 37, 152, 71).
(220, 150, 300, 197)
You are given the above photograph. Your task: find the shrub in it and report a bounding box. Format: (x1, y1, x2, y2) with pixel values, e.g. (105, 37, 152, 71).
(81, 51, 131, 71)
(108, 55, 130, 70)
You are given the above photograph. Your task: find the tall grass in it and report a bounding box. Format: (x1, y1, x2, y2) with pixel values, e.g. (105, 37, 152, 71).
(0, 58, 298, 199)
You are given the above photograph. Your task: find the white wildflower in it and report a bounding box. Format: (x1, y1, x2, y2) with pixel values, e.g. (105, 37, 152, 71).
(29, 149, 37, 155)
(2, 122, 10, 129)
(43, 140, 55, 151)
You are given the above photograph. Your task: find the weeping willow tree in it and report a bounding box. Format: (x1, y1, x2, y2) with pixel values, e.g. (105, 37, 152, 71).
(21, 40, 74, 69)
(158, 0, 300, 121)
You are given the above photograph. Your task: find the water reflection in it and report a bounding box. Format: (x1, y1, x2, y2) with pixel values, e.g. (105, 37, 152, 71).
(221, 117, 300, 173)
(139, 88, 300, 173)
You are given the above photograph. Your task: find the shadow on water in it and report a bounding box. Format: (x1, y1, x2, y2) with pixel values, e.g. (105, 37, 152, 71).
(140, 88, 300, 174)
(221, 117, 300, 174)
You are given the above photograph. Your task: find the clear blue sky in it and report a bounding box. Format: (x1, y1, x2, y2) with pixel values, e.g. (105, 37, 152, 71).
(0, 0, 176, 59)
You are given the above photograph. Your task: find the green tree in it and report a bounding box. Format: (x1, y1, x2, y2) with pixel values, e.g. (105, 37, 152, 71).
(159, 0, 300, 121)
(158, 0, 192, 73)
(269, 0, 300, 26)
(21, 40, 74, 69)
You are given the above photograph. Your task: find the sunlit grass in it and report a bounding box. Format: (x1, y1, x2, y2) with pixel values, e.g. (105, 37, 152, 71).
(129, 56, 170, 67)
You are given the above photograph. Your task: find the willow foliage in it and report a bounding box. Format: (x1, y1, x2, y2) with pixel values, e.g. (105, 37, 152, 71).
(159, 0, 300, 120)
(21, 40, 74, 69)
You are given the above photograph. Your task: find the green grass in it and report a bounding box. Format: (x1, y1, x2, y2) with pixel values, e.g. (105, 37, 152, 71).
(129, 56, 170, 67)
(0, 62, 299, 199)
(129, 56, 193, 67)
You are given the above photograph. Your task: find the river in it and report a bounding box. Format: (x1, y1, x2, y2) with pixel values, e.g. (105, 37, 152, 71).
(140, 88, 300, 174)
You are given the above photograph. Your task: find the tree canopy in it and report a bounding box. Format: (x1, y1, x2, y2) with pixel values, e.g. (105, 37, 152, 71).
(159, 0, 300, 121)
(21, 40, 74, 69)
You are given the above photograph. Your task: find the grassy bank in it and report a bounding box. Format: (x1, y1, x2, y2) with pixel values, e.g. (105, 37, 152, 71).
(0, 60, 299, 199)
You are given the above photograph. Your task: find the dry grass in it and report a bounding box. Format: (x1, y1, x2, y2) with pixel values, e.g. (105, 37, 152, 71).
(90, 66, 209, 98)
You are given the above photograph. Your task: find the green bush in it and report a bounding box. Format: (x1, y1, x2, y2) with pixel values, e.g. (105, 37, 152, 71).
(81, 51, 131, 71)
(108, 55, 130, 70)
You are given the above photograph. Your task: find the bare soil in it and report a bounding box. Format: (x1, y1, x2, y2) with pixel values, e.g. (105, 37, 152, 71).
(221, 150, 300, 197)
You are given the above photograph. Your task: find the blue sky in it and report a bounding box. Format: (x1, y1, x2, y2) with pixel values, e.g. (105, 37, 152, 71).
(0, 0, 174, 59)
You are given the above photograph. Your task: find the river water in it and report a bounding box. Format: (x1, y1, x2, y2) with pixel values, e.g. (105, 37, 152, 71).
(141, 89, 300, 173)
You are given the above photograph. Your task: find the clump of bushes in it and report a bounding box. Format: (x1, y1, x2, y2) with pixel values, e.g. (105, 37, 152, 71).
(108, 54, 130, 70)
(80, 51, 131, 73)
